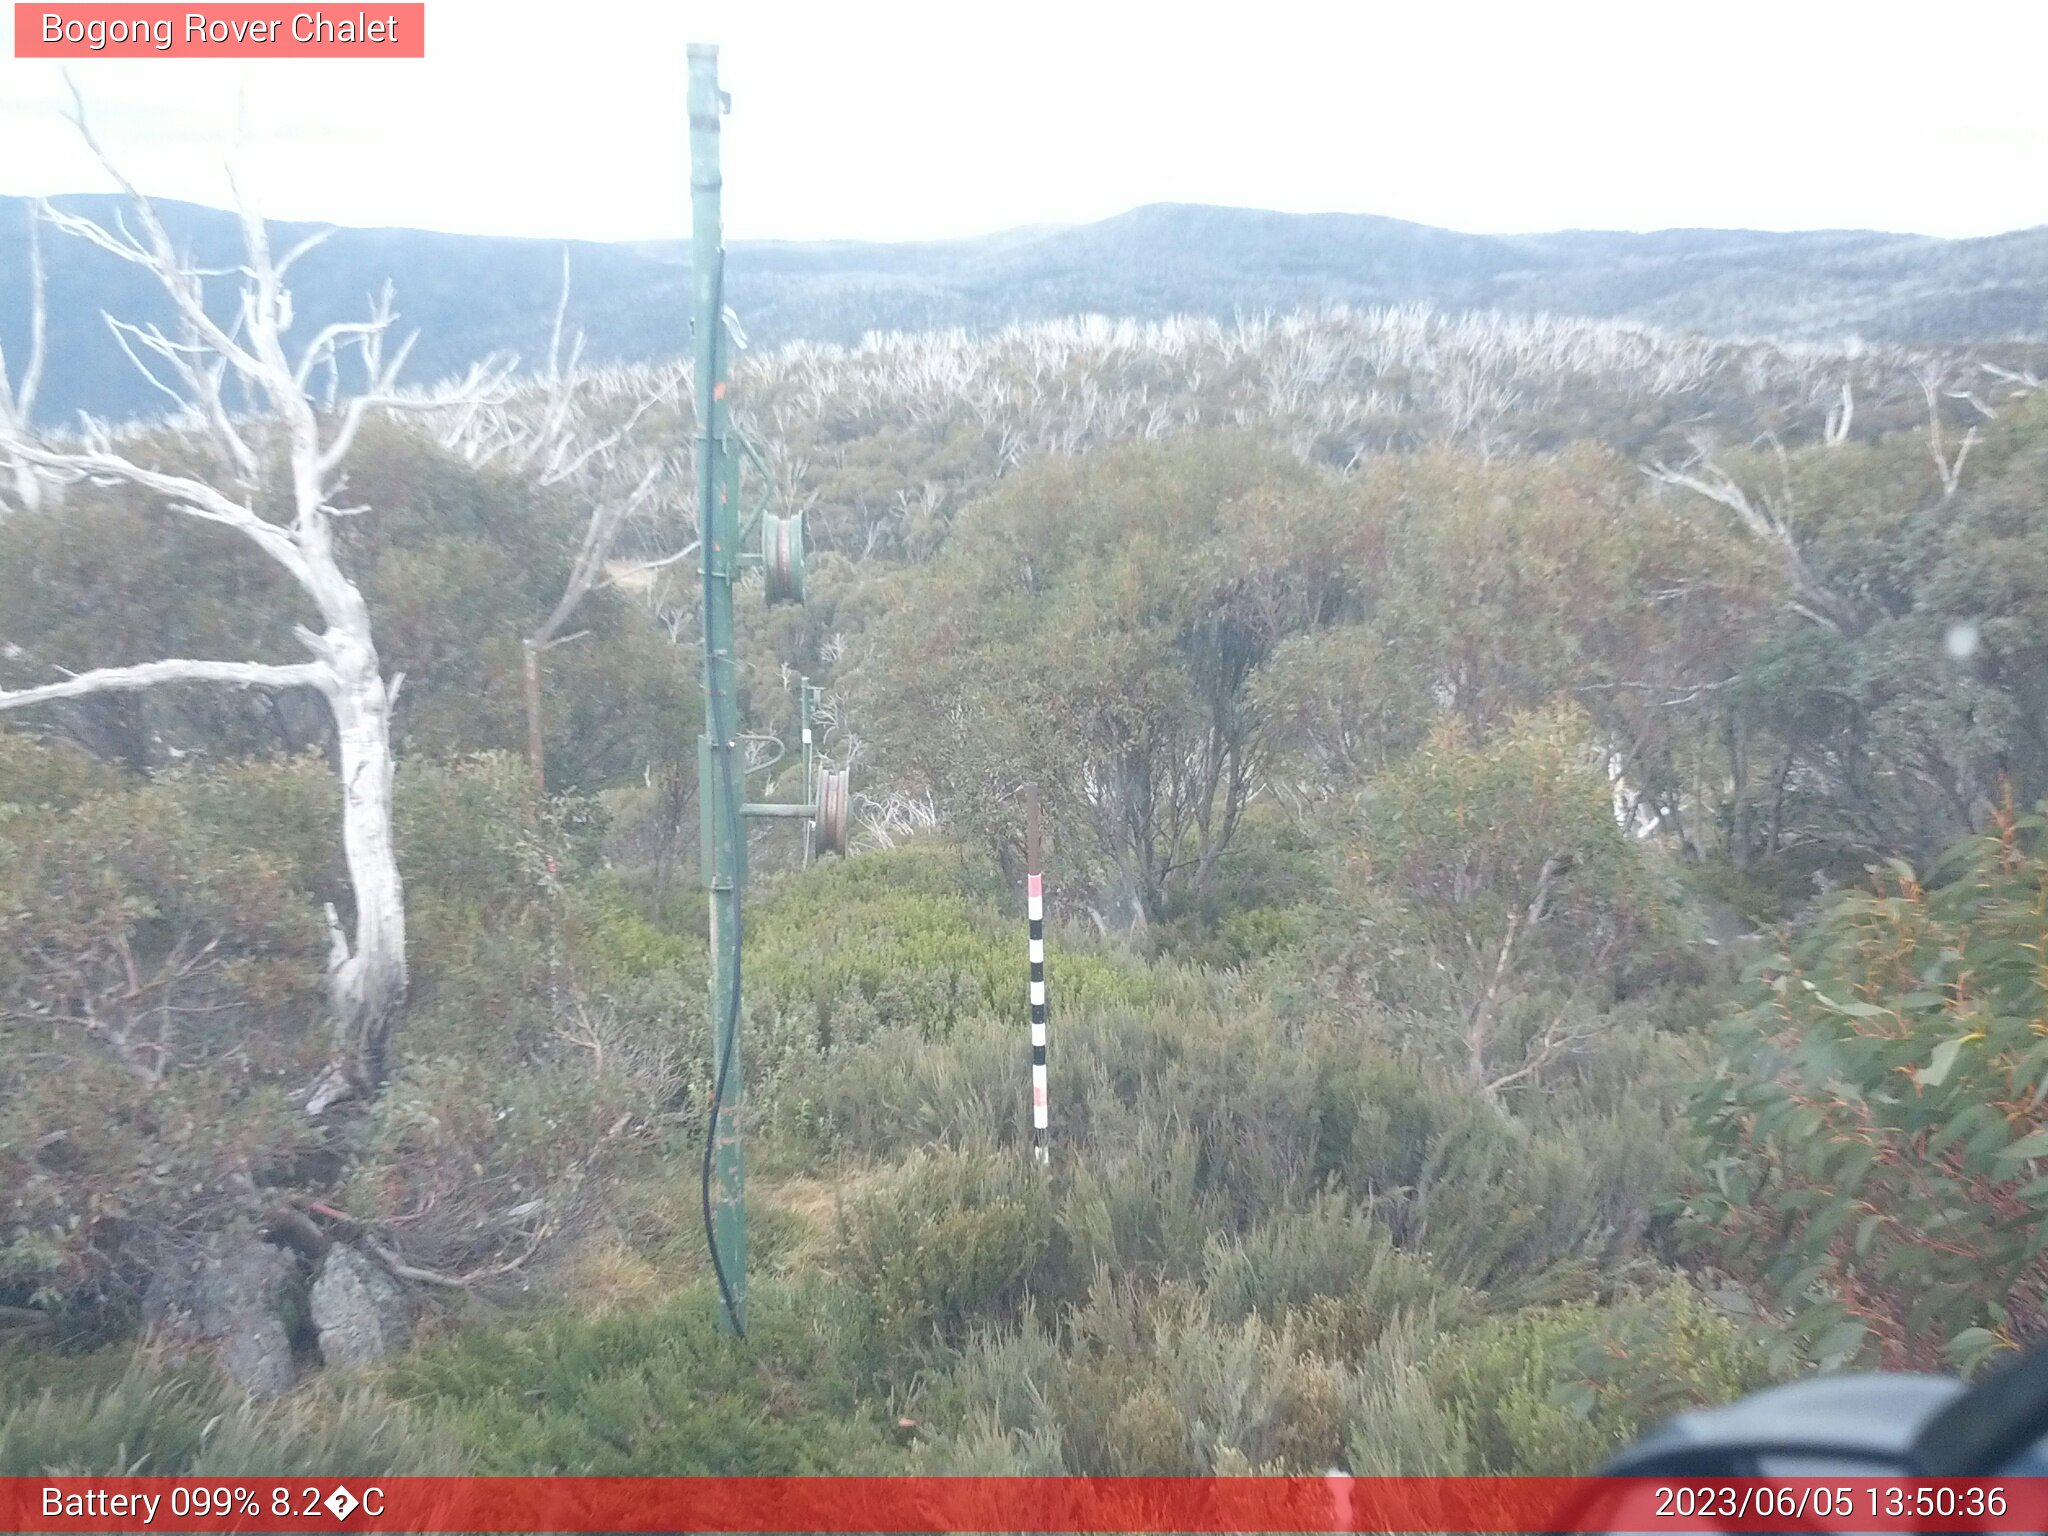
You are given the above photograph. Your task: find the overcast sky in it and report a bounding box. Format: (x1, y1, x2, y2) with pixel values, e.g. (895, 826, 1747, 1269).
(3, 0, 2045, 244)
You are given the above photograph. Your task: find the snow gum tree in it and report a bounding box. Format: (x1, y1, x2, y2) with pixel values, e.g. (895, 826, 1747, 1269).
(0, 114, 505, 1111)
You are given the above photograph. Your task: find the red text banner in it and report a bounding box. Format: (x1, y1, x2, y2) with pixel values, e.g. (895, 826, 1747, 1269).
(3, 1476, 2048, 1533)
(14, 5, 425, 58)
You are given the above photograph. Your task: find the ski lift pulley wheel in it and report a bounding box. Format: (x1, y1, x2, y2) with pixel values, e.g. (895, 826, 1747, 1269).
(763, 511, 807, 606)
(815, 766, 851, 857)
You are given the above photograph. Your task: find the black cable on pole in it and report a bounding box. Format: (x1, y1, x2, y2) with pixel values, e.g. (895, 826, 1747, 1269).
(696, 251, 746, 1338)
(699, 737, 745, 1337)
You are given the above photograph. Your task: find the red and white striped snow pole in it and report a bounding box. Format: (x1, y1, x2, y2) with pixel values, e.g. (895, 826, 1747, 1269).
(1027, 786, 1048, 1164)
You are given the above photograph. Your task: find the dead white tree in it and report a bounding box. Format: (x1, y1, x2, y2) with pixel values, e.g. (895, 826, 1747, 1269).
(854, 787, 942, 851)
(1823, 379, 1854, 446)
(1918, 367, 1977, 502)
(0, 106, 499, 1113)
(0, 206, 48, 512)
(1646, 441, 1861, 636)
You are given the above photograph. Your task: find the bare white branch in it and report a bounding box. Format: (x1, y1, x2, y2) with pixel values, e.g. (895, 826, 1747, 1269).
(1919, 368, 1977, 502)
(1646, 447, 1857, 635)
(0, 657, 328, 710)
(4, 433, 311, 573)
(0, 205, 50, 510)
(1823, 379, 1853, 446)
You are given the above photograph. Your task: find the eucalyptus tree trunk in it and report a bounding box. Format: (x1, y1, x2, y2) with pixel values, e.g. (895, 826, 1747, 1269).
(313, 626, 408, 1106)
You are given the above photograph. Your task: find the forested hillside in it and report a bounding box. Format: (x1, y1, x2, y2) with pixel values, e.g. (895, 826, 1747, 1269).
(4, 192, 2048, 1479)
(9, 191, 2048, 425)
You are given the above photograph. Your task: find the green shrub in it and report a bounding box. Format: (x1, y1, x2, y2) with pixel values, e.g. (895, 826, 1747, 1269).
(915, 1307, 1071, 1449)
(835, 1148, 1061, 1351)
(385, 1278, 897, 1474)
(1405, 1104, 1675, 1293)
(1425, 1281, 1777, 1474)
(0, 761, 328, 1319)
(1060, 1125, 1219, 1286)
(1104, 1384, 1194, 1475)
(0, 734, 123, 812)
(745, 842, 1156, 1065)
(1201, 1194, 1473, 1353)
(1341, 1323, 1476, 1475)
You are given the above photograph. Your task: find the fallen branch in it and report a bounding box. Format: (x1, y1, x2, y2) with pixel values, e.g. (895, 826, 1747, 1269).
(362, 1221, 551, 1290)
(300, 1196, 552, 1290)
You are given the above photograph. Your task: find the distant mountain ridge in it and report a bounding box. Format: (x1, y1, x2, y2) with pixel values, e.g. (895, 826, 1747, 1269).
(5, 195, 2045, 425)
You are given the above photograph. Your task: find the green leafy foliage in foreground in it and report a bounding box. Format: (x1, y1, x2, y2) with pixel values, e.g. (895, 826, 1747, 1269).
(1681, 805, 2048, 1375)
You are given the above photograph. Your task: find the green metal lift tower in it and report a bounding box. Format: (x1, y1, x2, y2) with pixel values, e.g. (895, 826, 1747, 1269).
(690, 42, 849, 1339)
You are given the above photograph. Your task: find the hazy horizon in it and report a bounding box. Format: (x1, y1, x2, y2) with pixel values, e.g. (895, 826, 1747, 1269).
(3, 0, 2045, 245)
(16, 189, 2048, 250)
